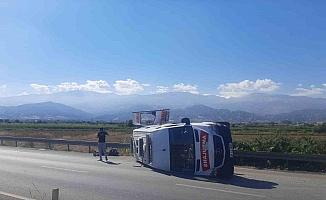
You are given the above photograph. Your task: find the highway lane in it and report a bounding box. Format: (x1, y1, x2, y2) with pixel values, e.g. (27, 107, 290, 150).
(0, 146, 325, 200)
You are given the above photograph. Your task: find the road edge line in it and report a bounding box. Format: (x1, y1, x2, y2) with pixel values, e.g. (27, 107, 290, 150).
(176, 183, 266, 198)
(0, 191, 36, 200)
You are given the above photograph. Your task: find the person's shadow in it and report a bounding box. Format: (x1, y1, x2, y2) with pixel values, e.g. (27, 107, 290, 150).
(105, 160, 121, 165)
(98, 160, 121, 165)
(151, 169, 278, 189)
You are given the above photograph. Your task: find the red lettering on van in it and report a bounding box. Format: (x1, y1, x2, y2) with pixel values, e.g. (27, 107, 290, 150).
(200, 131, 210, 171)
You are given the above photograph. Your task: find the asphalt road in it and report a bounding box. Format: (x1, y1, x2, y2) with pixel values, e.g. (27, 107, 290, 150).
(0, 146, 325, 200)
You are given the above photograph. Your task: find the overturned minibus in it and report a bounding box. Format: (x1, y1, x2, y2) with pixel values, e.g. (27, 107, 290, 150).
(132, 110, 234, 178)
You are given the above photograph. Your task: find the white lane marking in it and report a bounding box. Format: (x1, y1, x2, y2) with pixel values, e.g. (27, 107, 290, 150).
(41, 165, 88, 173)
(176, 183, 266, 198)
(0, 191, 36, 200)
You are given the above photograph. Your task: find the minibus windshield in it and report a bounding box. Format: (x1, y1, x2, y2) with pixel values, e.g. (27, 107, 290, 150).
(169, 126, 195, 173)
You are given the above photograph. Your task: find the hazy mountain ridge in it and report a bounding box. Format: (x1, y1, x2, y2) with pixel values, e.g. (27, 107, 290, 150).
(0, 102, 93, 120)
(170, 105, 259, 122)
(1, 92, 326, 115)
(1, 102, 325, 123)
(170, 105, 326, 123)
(1, 92, 326, 122)
(266, 109, 326, 123)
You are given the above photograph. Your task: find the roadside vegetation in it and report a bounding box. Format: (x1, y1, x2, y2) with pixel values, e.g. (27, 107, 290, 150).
(231, 123, 326, 155)
(234, 134, 326, 154)
(230, 123, 326, 172)
(0, 120, 325, 155)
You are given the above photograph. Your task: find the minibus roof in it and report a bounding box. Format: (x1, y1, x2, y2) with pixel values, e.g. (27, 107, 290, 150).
(133, 122, 216, 132)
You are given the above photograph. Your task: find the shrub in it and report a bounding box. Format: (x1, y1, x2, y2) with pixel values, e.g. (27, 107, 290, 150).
(314, 123, 326, 133)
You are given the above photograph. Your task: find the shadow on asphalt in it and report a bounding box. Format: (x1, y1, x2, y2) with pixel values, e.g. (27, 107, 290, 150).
(98, 160, 121, 165)
(215, 175, 278, 189)
(151, 169, 278, 189)
(106, 161, 121, 165)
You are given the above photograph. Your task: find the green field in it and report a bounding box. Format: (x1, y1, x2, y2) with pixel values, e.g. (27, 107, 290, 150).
(0, 122, 133, 143)
(232, 123, 326, 141)
(231, 123, 326, 154)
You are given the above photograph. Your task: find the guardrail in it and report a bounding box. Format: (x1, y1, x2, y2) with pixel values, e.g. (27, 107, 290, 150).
(0, 136, 325, 164)
(234, 151, 326, 163)
(0, 136, 130, 153)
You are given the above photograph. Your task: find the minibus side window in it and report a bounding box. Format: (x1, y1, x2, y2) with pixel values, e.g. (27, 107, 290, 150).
(139, 138, 144, 156)
(136, 140, 139, 154)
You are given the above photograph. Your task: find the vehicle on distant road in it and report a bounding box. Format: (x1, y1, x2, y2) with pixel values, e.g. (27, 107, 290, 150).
(132, 110, 234, 178)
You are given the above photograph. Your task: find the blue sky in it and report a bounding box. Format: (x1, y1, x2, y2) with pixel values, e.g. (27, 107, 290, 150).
(0, 0, 325, 97)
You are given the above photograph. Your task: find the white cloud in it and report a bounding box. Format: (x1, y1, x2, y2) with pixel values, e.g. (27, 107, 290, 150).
(18, 91, 30, 96)
(0, 85, 7, 97)
(30, 84, 51, 94)
(30, 80, 111, 94)
(56, 80, 111, 93)
(217, 79, 280, 98)
(113, 79, 144, 95)
(292, 84, 326, 97)
(173, 83, 199, 94)
(156, 86, 169, 94)
(56, 82, 81, 92)
(293, 87, 324, 97)
(83, 80, 111, 93)
(0, 84, 6, 91)
(30, 79, 148, 95)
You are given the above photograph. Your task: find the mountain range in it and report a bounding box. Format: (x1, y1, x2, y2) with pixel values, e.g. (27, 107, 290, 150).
(0, 92, 326, 122)
(0, 102, 92, 121)
(2, 92, 326, 114)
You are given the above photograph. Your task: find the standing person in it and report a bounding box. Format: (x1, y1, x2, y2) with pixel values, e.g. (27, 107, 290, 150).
(97, 127, 108, 162)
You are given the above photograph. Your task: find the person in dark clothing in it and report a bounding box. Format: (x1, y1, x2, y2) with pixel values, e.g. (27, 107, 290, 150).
(97, 127, 108, 161)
